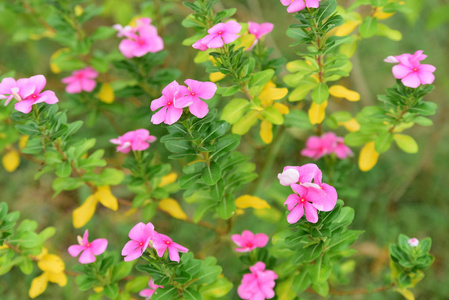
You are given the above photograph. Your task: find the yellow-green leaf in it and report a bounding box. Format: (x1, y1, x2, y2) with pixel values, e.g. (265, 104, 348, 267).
(158, 198, 188, 220)
(334, 20, 362, 36)
(232, 110, 260, 135)
(29, 273, 49, 298)
(2, 149, 20, 172)
(308, 101, 327, 125)
(95, 185, 118, 211)
(260, 120, 273, 144)
(73, 195, 98, 228)
(329, 85, 360, 102)
(358, 141, 379, 172)
(275, 275, 296, 300)
(394, 134, 418, 154)
(394, 288, 415, 300)
(235, 195, 271, 209)
(158, 172, 178, 187)
(98, 83, 115, 104)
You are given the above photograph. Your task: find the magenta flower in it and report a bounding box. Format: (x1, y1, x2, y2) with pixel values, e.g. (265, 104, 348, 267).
(199, 20, 242, 49)
(280, 0, 320, 13)
(174, 79, 217, 118)
(237, 262, 278, 300)
(301, 132, 353, 160)
(110, 129, 156, 153)
(139, 279, 163, 300)
(231, 230, 269, 252)
(61, 67, 99, 94)
(116, 18, 164, 58)
(386, 50, 436, 88)
(121, 222, 155, 262)
(68, 230, 108, 264)
(248, 22, 274, 40)
(152, 232, 188, 263)
(408, 238, 419, 247)
(151, 81, 187, 125)
(192, 38, 209, 51)
(0, 75, 58, 114)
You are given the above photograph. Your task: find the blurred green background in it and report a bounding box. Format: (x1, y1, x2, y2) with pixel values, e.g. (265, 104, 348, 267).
(0, 0, 448, 299)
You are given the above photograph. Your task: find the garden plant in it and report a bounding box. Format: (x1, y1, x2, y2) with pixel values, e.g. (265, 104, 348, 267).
(0, 0, 447, 299)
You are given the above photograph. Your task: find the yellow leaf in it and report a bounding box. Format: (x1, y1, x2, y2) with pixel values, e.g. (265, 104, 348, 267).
(334, 20, 362, 36)
(36, 248, 49, 260)
(329, 85, 360, 102)
(259, 81, 288, 106)
(273, 103, 290, 115)
(394, 288, 415, 300)
(29, 30, 55, 40)
(93, 286, 104, 293)
(158, 198, 188, 220)
(308, 101, 327, 125)
(235, 209, 245, 216)
(29, 273, 49, 298)
(98, 83, 115, 104)
(50, 48, 70, 74)
(253, 208, 282, 223)
(3, 149, 20, 172)
(73, 195, 98, 228)
(128, 16, 141, 27)
(210, 72, 226, 82)
(359, 141, 379, 172)
(47, 271, 67, 287)
(95, 186, 118, 211)
(373, 8, 395, 20)
(158, 172, 178, 187)
(235, 195, 271, 209)
(38, 254, 65, 273)
(19, 135, 29, 149)
(338, 118, 360, 132)
(74, 5, 83, 16)
(238, 33, 256, 51)
(260, 120, 273, 144)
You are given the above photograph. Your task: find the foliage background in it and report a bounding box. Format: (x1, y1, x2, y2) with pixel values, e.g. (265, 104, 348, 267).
(0, 0, 447, 299)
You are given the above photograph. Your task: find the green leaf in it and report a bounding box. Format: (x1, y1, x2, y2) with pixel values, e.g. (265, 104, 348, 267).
(164, 140, 193, 154)
(55, 161, 72, 178)
(201, 162, 222, 186)
(96, 168, 125, 185)
(111, 261, 134, 282)
(195, 257, 222, 285)
(292, 270, 311, 294)
(125, 276, 150, 293)
(104, 283, 119, 298)
(345, 132, 373, 146)
(311, 83, 329, 104)
(19, 257, 33, 275)
(183, 288, 203, 300)
(375, 132, 393, 153)
(310, 254, 332, 283)
(232, 111, 259, 135)
(52, 177, 83, 195)
(211, 134, 241, 159)
(221, 98, 250, 124)
(249, 69, 275, 87)
(312, 279, 329, 297)
(394, 134, 418, 154)
(221, 85, 240, 97)
(216, 195, 235, 219)
(261, 107, 284, 125)
(91, 26, 116, 40)
(199, 276, 233, 298)
(152, 286, 178, 300)
(327, 230, 364, 251)
(359, 16, 378, 38)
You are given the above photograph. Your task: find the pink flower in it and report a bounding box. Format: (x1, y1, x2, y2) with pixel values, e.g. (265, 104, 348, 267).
(237, 262, 278, 300)
(150, 81, 187, 125)
(248, 22, 274, 40)
(199, 20, 242, 49)
(388, 50, 436, 88)
(301, 132, 353, 160)
(139, 279, 163, 300)
(192, 38, 209, 51)
(174, 79, 217, 118)
(152, 232, 188, 263)
(279, 164, 338, 223)
(121, 222, 155, 262)
(116, 18, 164, 58)
(110, 129, 156, 153)
(68, 230, 108, 264)
(231, 230, 269, 252)
(61, 67, 99, 94)
(0, 75, 58, 114)
(408, 238, 419, 247)
(280, 0, 320, 13)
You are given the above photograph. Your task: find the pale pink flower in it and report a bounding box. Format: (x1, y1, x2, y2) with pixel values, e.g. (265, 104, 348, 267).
(248, 22, 274, 40)
(116, 18, 164, 58)
(408, 238, 419, 247)
(0, 75, 58, 114)
(301, 132, 352, 160)
(231, 230, 269, 252)
(280, 0, 320, 13)
(388, 50, 436, 88)
(150, 81, 187, 125)
(139, 279, 163, 300)
(110, 129, 156, 153)
(61, 67, 99, 94)
(152, 232, 188, 263)
(334, 136, 353, 159)
(121, 222, 155, 262)
(278, 163, 322, 187)
(68, 230, 108, 264)
(112, 24, 133, 38)
(174, 79, 217, 118)
(192, 38, 209, 51)
(200, 20, 242, 49)
(238, 262, 278, 300)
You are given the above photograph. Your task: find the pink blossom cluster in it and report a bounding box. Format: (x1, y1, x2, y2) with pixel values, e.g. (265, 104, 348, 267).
(238, 262, 278, 300)
(232, 230, 269, 252)
(68, 230, 108, 264)
(408, 238, 419, 247)
(113, 18, 164, 58)
(151, 79, 217, 125)
(301, 132, 353, 160)
(0, 75, 58, 114)
(121, 222, 188, 263)
(278, 164, 338, 224)
(280, 0, 320, 13)
(110, 129, 157, 153)
(61, 67, 98, 94)
(384, 50, 436, 88)
(139, 279, 163, 300)
(193, 20, 241, 50)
